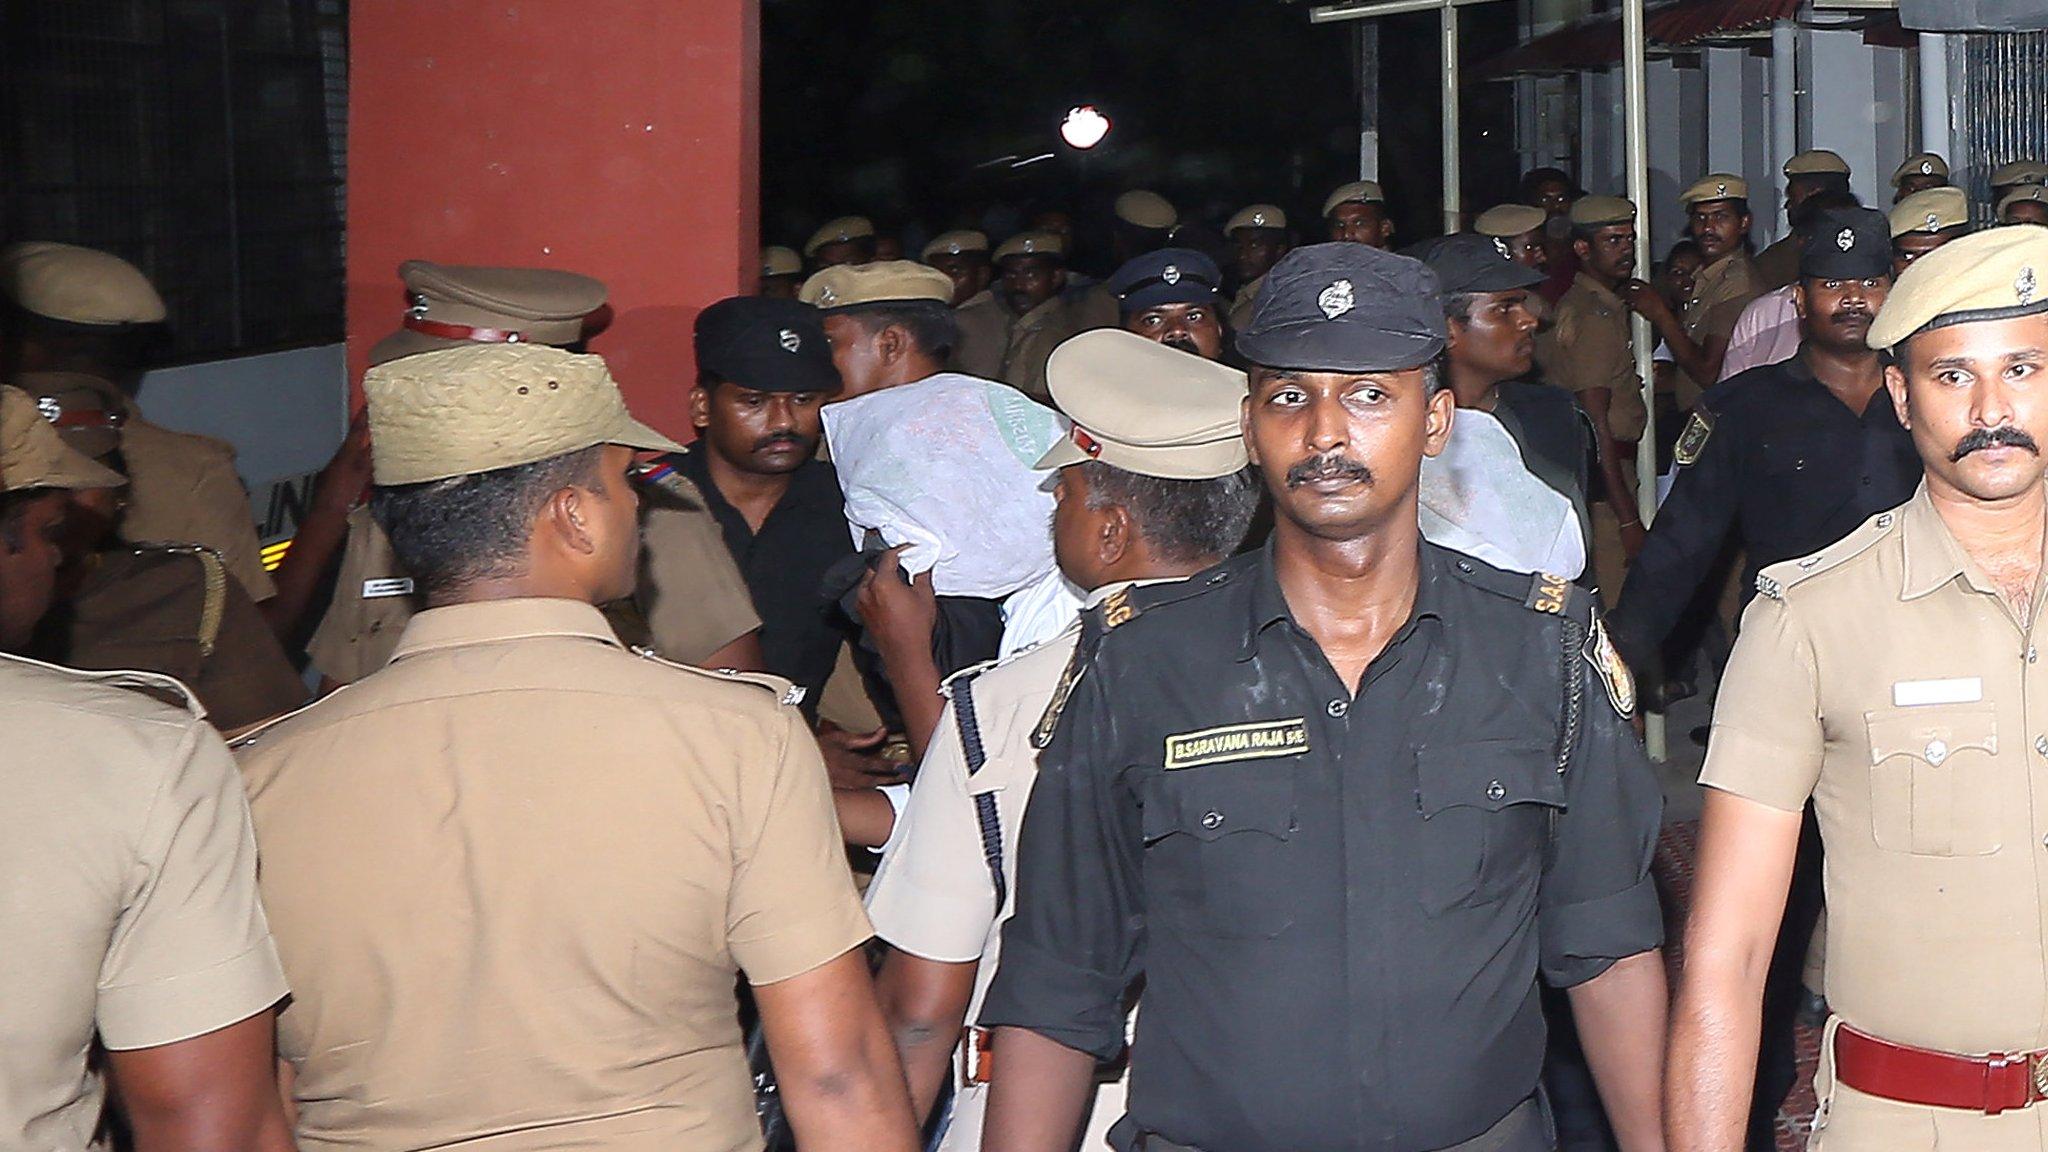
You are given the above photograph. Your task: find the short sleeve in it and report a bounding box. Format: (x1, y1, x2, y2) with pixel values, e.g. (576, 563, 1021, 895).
(1698, 591, 1826, 811)
(192, 455, 276, 602)
(1538, 637, 1666, 987)
(866, 699, 1003, 962)
(728, 709, 873, 985)
(636, 500, 762, 665)
(305, 514, 380, 684)
(977, 667, 1143, 1061)
(97, 722, 287, 1050)
(1538, 312, 1600, 395)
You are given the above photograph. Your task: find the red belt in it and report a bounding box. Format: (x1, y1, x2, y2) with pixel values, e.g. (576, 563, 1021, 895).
(403, 315, 530, 344)
(1835, 1024, 2048, 1115)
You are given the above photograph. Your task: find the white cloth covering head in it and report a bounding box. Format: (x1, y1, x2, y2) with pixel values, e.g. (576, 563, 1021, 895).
(822, 372, 1067, 598)
(1419, 408, 1586, 579)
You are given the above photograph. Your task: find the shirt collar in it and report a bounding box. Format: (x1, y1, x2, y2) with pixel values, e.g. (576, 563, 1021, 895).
(389, 598, 623, 662)
(1237, 538, 1450, 661)
(1898, 483, 2001, 601)
(1573, 272, 1623, 308)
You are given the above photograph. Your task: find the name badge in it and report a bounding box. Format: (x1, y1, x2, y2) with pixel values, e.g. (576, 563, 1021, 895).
(362, 577, 416, 600)
(1164, 719, 1309, 770)
(1892, 677, 1983, 707)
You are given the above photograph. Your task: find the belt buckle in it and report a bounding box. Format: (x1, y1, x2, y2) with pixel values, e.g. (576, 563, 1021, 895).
(2032, 1052, 2048, 1105)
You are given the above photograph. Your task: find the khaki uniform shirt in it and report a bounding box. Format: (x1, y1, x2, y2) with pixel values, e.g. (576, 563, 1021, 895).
(236, 598, 872, 1152)
(1229, 273, 1267, 334)
(950, 290, 1010, 383)
(949, 293, 1076, 406)
(1536, 273, 1647, 443)
(1066, 283, 1121, 335)
(1705, 486, 2048, 1099)
(1679, 250, 1762, 399)
(866, 620, 1128, 1152)
(51, 545, 308, 732)
(0, 653, 286, 1152)
(306, 477, 760, 683)
(118, 415, 276, 601)
(1751, 233, 1801, 293)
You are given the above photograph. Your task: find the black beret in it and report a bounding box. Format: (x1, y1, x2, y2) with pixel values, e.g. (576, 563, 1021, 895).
(693, 296, 841, 394)
(1801, 207, 1893, 282)
(1236, 242, 1446, 372)
(1107, 248, 1222, 314)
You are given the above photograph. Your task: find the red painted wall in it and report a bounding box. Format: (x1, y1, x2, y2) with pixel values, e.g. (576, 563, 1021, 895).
(344, 0, 759, 435)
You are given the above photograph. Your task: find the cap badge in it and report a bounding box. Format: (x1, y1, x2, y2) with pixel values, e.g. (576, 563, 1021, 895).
(1317, 279, 1356, 320)
(1921, 161, 1934, 175)
(1715, 181, 1729, 197)
(817, 286, 837, 306)
(1926, 212, 1941, 230)
(1493, 237, 1513, 260)
(35, 395, 61, 423)
(778, 328, 802, 353)
(2018, 266, 2039, 307)
(1252, 212, 1269, 226)
(1162, 264, 1182, 285)
(1835, 228, 1855, 252)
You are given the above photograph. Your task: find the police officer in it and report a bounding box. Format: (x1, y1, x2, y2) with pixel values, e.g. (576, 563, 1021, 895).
(0, 386, 294, 1152)
(1323, 180, 1396, 248)
(1072, 193, 1176, 340)
(1416, 232, 1591, 560)
(1475, 204, 1551, 274)
(1890, 152, 1951, 203)
(951, 232, 1077, 404)
(669, 296, 852, 716)
(924, 230, 994, 307)
(301, 261, 762, 688)
(0, 241, 275, 605)
(803, 260, 962, 400)
(1756, 151, 1855, 291)
(1624, 175, 1763, 404)
(979, 243, 1667, 1152)
(1536, 195, 1649, 600)
(1225, 204, 1291, 332)
(866, 329, 1259, 1150)
(1106, 248, 1227, 361)
(1667, 225, 2048, 1152)
(14, 375, 307, 732)
(760, 245, 805, 299)
(1890, 187, 1972, 276)
(1609, 207, 1918, 678)
(2000, 187, 2048, 229)
(1989, 160, 2048, 209)
(806, 215, 878, 270)
(234, 344, 918, 1152)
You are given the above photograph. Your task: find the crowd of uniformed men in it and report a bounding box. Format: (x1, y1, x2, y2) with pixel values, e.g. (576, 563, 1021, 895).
(7, 144, 2048, 1152)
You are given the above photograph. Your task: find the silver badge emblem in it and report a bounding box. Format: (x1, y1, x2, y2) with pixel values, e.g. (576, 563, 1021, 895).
(816, 287, 837, 306)
(1716, 181, 1729, 196)
(778, 328, 802, 353)
(1926, 212, 1941, 230)
(2018, 266, 2038, 307)
(1317, 279, 1355, 320)
(1835, 228, 1855, 252)
(35, 395, 61, 423)
(1921, 160, 1934, 175)
(1251, 212, 1268, 226)
(1162, 264, 1181, 285)
(1493, 237, 1513, 260)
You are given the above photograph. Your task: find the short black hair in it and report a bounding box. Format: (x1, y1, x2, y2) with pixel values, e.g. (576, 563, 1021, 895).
(1, 302, 155, 381)
(370, 444, 607, 601)
(838, 299, 959, 359)
(1442, 292, 1484, 325)
(1692, 197, 1752, 219)
(1665, 238, 1703, 264)
(1520, 168, 1579, 200)
(1790, 188, 1863, 232)
(1078, 461, 1260, 564)
(1788, 172, 1853, 200)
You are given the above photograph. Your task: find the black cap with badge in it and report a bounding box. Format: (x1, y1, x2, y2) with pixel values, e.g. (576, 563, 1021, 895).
(1800, 207, 1893, 281)
(1107, 248, 1222, 315)
(693, 296, 841, 394)
(1408, 232, 1547, 295)
(1235, 242, 1446, 372)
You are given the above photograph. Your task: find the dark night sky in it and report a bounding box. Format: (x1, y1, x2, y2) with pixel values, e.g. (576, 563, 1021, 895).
(761, 0, 1519, 274)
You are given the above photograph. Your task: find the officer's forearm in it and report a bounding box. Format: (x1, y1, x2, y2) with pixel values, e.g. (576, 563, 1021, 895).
(259, 496, 352, 644)
(980, 1027, 1094, 1152)
(873, 950, 978, 1122)
(1567, 949, 1668, 1152)
(755, 948, 920, 1152)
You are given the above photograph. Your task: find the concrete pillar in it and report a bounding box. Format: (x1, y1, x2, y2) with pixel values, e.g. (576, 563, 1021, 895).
(344, 0, 759, 435)
(1807, 27, 1883, 208)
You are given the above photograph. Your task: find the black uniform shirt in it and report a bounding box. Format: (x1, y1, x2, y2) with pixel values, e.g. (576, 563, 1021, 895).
(1608, 349, 1921, 670)
(670, 448, 853, 717)
(980, 542, 1664, 1152)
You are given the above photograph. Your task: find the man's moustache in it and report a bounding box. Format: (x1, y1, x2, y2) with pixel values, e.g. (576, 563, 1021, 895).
(754, 432, 806, 451)
(1285, 452, 1373, 489)
(1951, 425, 2041, 462)
(1161, 336, 1200, 355)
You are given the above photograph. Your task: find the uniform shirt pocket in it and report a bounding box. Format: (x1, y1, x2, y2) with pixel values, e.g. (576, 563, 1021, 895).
(1138, 768, 1298, 938)
(1864, 705, 2002, 857)
(1414, 742, 1566, 915)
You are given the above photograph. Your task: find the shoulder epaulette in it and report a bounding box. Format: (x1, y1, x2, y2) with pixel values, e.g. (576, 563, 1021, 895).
(1754, 503, 1904, 601)
(1447, 555, 1596, 624)
(128, 543, 228, 656)
(1674, 408, 1716, 466)
(631, 454, 710, 510)
(1029, 571, 1234, 749)
(3, 650, 207, 721)
(227, 689, 335, 749)
(631, 646, 807, 710)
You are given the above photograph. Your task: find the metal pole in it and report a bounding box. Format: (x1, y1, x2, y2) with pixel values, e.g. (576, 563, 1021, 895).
(1360, 22, 1382, 180)
(1770, 21, 1798, 189)
(1621, 0, 1661, 760)
(1441, 3, 1462, 233)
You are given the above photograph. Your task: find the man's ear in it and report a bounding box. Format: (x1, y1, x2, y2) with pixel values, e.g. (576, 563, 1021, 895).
(1422, 386, 1456, 459)
(876, 324, 908, 365)
(688, 384, 712, 430)
(1791, 282, 1810, 324)
(1240, 394, 1259, 468)
(544, 485, 600, 559)
(1445, 317, 1466, 355)
(1885, 361, 1912, 431)
(1098, 502, 1133, 568)
(1053, 268, 1069, 293)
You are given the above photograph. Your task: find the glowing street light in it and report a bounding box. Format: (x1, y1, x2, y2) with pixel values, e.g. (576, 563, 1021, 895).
(1060, 105, 1111, 150)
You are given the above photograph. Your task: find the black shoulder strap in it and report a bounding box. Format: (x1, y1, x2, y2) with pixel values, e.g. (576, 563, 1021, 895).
(1555, 613, 1586, 779)
(952, 676, 1008, 914)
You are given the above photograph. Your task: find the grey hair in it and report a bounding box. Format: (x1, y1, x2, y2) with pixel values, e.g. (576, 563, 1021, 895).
(1078, 462, 1261, 563)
